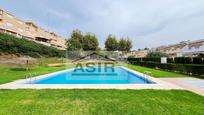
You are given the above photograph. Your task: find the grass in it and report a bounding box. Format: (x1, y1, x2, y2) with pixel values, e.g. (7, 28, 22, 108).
(0, 89, 203, 115)
(127, 64, 192, 78)
(0, 62, 203, 114)
(0, 64, 66, 84)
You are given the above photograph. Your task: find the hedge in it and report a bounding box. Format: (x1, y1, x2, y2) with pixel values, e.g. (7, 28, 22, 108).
(174, 57, 192, 64)
(167, 58, 174, 63)
(128, 57, 204, 65)
(142, 57, 161, 62)
(128, 57, 161, 63)
(0, 33, 65, 57)
(129, 61, 204, 77)
(193, 57, 203, 64)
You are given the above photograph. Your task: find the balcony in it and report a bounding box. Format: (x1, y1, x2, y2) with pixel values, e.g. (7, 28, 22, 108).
(0, 10, 3, 19)
(0, 15, 2, 21)
(36, 36, 50, 42)
(35, 37, 51, 46)
(36, 41, 51, 47)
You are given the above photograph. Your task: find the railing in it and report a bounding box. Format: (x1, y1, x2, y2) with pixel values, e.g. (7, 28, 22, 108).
(143, 71, 152, 83)
(0, 10, 2, 17)
(26, 72, 37, 83)
(0, 15, 2, 21)
(35, 41, 51, 46)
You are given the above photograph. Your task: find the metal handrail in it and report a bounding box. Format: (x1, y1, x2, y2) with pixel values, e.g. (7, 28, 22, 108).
(26, 72, 37, 83)
(143, 71, 152, 83)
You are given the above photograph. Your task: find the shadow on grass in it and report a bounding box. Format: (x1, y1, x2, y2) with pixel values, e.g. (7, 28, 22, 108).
(10, 68, 28, 71)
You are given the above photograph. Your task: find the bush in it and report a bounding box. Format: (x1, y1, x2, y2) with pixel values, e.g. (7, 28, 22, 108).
(146, 51, 169, 58)
(193, 57, 203, 64)
(0, 33, 65, 57)
(167, 58, 174, 63)
(143, 58, 161, 62)
(129, 61, 204, 77)
(128, 58, 161, 63)
(174, 57, 192, 64)
(128, 57, 204, 65)
(127, 57, 142, 62)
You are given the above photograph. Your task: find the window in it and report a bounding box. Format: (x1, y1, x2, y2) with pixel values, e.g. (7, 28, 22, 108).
(0, 10, 3, 15)
(17, 21, 23, 24)
(6, 22, 13, 27)
(18, 28, 23, 32)
(26, 26, 30, 30)
(7, 14, 13, 18)
(0, 11, 2, 21)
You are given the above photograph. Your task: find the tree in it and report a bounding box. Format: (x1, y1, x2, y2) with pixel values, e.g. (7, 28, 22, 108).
(118, 38, 132, 51)
(146, 51, 169, 58)
(125, 38, 132, 51)
(144, 48, 149, 50)
(83, 33, 99, 51)
(118, 38, 126, 51)
(198, 53, 204, 58)
(105, 34, 118, 51)
(67, 29, 83, 51)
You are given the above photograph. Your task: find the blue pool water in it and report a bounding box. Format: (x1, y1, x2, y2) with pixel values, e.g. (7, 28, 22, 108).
(32, 67, 154, 84)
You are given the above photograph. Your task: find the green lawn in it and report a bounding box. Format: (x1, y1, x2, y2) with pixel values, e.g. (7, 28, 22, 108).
(0, 65, 66, 84)
(0, 64, 203, 114)
(127, 64, 191, 78)
(0, 89, 203, 115)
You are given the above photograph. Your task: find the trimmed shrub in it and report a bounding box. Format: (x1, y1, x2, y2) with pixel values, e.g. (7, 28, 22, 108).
(128, 58, 161, 63)
(128, 57, 204, 65)
(146, 51, 169, 58)
(167, 58, 174, 63)
(0, 33, 65, 57)
(174, 57, 192, 64)
(143, 58, 161, 62)
(129, 61, 204, 77)
(127, 58, 142, 62)
(193, 57, 203, 64)
(202, 58, 204, 64)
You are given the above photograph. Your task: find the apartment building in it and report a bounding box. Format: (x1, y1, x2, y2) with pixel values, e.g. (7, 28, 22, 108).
(122, 49, 150, 58)
(126, 39, 204, 58)
(0, 9, 67, 50)
(180, 39, 204, 57)
(156, 42, 186, 57)
(133, 49, 150, 58)
(156, 39, 204, 57)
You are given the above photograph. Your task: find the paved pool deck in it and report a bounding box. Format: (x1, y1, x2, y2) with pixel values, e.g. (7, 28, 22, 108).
(159, 78, 204, 96)
(0, 67, 183, 90)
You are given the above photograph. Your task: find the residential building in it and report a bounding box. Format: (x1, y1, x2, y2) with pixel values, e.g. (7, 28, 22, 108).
(131, 49, 149, 58)
(0, 9, 67, 50)
(180, 39, 204, 57)
(133, 49, 150, 58)
(122, 49, 150, 58)
(156, 39, 204, 57)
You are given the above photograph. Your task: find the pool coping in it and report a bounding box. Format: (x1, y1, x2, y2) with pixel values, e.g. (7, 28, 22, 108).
(0, 66, 183, 90)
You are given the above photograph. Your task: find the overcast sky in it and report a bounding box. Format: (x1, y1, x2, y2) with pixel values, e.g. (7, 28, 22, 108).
(1, 0, 204, 50)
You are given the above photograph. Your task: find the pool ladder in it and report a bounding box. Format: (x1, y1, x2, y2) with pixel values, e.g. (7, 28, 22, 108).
(143, 71, 152, 83)
(26, 73, 37, 83)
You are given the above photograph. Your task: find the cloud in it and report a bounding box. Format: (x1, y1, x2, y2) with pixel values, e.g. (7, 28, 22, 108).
(1, 0, 204, 49)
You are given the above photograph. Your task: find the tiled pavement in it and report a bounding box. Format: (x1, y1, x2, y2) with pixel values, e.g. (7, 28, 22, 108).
(160, 78, 204, 96)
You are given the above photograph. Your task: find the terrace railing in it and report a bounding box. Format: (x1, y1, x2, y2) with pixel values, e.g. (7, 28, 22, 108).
(143, 71, 152, 83)
(26, 72, 37, 83)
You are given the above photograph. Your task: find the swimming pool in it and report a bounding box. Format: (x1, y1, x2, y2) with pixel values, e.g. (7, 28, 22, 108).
(30, 67, 154, 84)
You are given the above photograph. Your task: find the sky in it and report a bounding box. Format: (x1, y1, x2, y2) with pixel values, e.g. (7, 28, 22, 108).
(1, 0, 204, 50)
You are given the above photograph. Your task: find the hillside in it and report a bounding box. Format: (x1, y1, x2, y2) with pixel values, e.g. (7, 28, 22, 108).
(0, 33, 65, 57)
